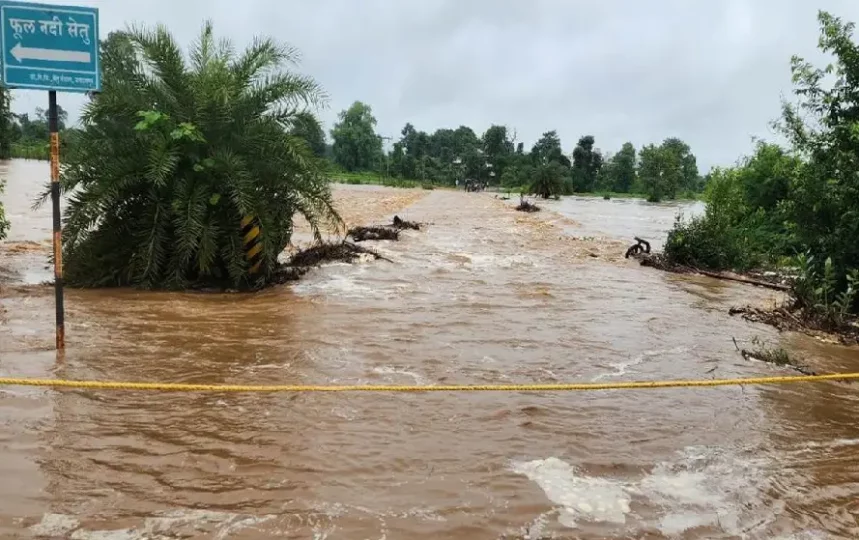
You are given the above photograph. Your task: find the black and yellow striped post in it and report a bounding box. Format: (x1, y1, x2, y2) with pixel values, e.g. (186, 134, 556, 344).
(241, 216, 262, 274)
(48, 90, 64, 351)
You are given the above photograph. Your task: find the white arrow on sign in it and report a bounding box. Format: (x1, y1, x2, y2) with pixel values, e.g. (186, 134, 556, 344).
(10, 42, 91, 63)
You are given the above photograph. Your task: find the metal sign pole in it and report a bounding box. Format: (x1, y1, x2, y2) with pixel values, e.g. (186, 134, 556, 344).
(48, 89, 63, 350)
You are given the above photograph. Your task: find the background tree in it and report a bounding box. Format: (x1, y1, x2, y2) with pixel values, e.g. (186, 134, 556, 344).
(288, 111, 326, 157)
(637, 138, 697, 201)
(531, 130, 569, 167)
(529, 161, 566, 199)
(330, 101, 382, 171)
(571, 135, 603, 192)
(0, 88, 13, 159)
(39, 22, 338, 289)
(482, 124, 513, 182)
(638, 143, 671, 202)
(605, 142, 637, 192)
(662, 137, 699, 192)
(527, 131, 571, 197)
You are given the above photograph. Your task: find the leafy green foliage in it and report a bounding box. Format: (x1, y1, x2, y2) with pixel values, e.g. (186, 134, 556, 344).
(666, 11, 859, 318)
(529, 161, 567, 199)
(794, 253, 859, 326)
(386, 123, 491, 185)
(4, 102, 79, 160)
(530, 130, 570, 168)
(40, 24, 338, 289)
(500, 163, 534, 191)
(482, 124, 514, 180)
(330, 101, 383, 172)
(571, 135, 603, 192)
(639, 138, 700, 202)
(600, 142, 636, 193)
(665, 171, 757, 271)
(0, 89, 13, 160)
(665, 143, 799, 271)
(289, 111, 327, 157)
(325, 108, 700, 199)
(776, 11, 859, 296)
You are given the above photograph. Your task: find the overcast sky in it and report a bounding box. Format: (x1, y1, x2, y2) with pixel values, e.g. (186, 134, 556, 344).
(10, 0, 859, 171)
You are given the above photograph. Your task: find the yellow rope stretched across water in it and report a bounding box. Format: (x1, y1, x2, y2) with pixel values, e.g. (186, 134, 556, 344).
(0, 372, 858, 393)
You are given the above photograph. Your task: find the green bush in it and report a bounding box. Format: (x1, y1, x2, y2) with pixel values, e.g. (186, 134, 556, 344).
(793, 253, 859, 326)
(37, 24, 338, 289)
(664, 144, 800, 272)
(11, 141, 49, 160)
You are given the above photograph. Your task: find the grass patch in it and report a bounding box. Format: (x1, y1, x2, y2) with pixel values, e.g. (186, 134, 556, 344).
(11, 142, 49, 160)
(734, 337, 816, 375)
(329, 171, 425, 189)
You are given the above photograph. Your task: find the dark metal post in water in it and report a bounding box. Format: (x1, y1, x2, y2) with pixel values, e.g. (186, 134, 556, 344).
(48, 90, 64, 351)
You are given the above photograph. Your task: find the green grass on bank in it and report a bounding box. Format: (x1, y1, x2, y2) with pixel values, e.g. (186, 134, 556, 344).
(11, 142, 49, 160)
(328, 171, 435, 190)
(576, 191, 703, 202)
(329, 172, 705, 202)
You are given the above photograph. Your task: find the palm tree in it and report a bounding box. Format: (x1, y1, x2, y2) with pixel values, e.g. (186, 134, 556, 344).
(44, 22, 339, 289)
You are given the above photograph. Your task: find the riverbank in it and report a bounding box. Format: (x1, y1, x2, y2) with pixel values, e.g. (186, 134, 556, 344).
(627, 248, 859, 345)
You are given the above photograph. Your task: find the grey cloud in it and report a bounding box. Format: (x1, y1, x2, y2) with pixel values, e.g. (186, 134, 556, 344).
(10, 0, 859, 170)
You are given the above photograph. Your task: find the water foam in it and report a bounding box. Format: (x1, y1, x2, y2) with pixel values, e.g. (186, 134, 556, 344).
(372, 365, 427, 385)
(511, 457, 631, 527)
(293, 270, 382, 299)
(591, 345, 689, 381)
(512, 445, 771, 536)
(30, 510, 275, 539)
(797, 438, 859, 451)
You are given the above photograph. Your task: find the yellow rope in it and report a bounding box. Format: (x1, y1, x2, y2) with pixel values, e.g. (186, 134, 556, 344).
(0, 372, 857, 393)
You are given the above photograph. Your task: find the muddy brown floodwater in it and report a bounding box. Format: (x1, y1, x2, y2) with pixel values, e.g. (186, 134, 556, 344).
(1, 158, 859, 539)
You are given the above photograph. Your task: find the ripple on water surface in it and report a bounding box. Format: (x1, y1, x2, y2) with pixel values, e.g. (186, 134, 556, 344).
(2, 176, 859, 538)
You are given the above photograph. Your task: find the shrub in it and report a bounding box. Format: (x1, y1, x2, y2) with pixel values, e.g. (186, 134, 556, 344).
(38, 24, 338, 289)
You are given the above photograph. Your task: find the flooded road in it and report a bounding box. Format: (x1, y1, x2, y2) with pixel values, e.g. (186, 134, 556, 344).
(1, 159, 858, 539)
(537, 195, 705, 251)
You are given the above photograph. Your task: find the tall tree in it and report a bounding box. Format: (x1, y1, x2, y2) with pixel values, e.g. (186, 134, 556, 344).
(638, 138, 697, 201)
(662, 137, 699, 192)
(482, 124, 513, 181)
(330, 101, 383, 172)
(609, 142, 637, 192)
(531, 130, 569, 167)
(571, 135, 603, 192)
(288, 111, 326, 158)
(638, 144, 672, 202)
(528, 131, 570, 197)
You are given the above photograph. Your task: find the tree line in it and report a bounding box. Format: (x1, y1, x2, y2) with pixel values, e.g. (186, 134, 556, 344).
(324, 100, 703, 201)
(0, 95, 76, 160)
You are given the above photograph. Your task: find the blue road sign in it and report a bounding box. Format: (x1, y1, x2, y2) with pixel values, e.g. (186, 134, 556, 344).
(0, 0, 98, 93)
